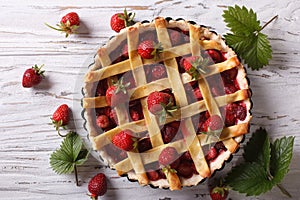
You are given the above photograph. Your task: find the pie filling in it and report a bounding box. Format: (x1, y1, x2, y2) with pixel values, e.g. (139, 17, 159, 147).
(83, 17, 252, 190)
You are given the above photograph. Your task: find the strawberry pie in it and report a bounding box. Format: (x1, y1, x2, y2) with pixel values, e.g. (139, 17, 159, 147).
(83, 17, 252, 190)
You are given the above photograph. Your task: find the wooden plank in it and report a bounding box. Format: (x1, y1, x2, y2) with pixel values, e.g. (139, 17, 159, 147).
(0, 0, 299, 199)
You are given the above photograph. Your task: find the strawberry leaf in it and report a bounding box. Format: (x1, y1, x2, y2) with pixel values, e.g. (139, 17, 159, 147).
(226, 162, 274, 196)
(223, 5, 275, 70)
(243, 128, 270, 169)
(270, 136, 295, 184)
(225, 129, 294, 197)
(223, 5, 260, 34)
(50, 132, 89, 174)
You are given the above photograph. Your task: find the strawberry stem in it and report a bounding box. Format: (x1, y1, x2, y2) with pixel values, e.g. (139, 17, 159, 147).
(45, 23, 64, 31)
(74, 164, 79, 186)
(260, 15, 278, 32)
(276, 183, 292, 198)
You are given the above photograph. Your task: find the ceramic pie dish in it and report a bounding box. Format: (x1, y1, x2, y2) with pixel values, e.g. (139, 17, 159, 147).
(82, 17, 252, 190)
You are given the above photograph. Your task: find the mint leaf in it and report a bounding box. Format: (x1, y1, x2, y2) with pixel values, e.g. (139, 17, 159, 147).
(223, 5, 275, 70)
(226, 162, 274, 196)
(243, 128, 271, 170)
(270, 136, 295, 184)
(50, 132, 89, 174)
(223, 5, 260, 34)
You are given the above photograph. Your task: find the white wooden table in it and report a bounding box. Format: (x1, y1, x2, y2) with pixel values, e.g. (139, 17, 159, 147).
(1, 0, 299, 199)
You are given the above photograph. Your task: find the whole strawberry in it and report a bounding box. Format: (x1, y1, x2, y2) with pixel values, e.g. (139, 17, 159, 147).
(180, 56, 212, 79)
(22, 64, 45, 88)
(210, 185, 229, 200)
(110, 9, 135, 33)
(105, 77, 130, 107)
(88, 173, 107, 200)
(138, 40, 163, 59)
(202, 115, 224, 132)
(112, 130, 138, 151)
(159, 147, 179, 166)
(46, 12, 80, 37)
(147, 91, 177, 123)
(51, 104, 70, 136)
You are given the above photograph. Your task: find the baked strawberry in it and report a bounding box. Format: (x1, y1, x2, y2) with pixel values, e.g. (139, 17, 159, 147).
(225, 102, 247, 126)
(137, 40, 163, 59)
(110, 9, 135, 33)
(147, 170, 160, 181)
(210, 185, 229, 200)
(180, 151, 192, 162)
(177, 161, 193, 178)
(206, 49, 223, 64)
(205, 147, 218, 161)
(180, 56, 211, 79)
(22, 64, 45, 88)
(105, 78, 130, 107)
(221, 68, 238, 83)
(112, 130, 138, 151)
(162, 122, 180, 144)
(45, 12, 80, 37)
(96, 115, 110, 129)
(151, 64, 167, 81)
(193, 87, 203, 100)
(202, 115, 224, 132)
(88, 173, 107, 199)
(137, 137, 152, 153)
(158, 147, 179, 167)
(147, 91, 178, 123)
(122, 43, 129, 58)
(169, 28, 183, 46)
(51, 104, 70, 136)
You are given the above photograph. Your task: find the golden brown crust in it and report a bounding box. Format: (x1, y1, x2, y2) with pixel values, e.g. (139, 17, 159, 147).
(166, 172, 182, 191)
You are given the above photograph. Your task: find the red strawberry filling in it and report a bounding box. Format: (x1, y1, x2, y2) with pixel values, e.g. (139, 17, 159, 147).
(161, 121, 181, 144)
(90, 27, 247, 183)
(137, 137, 152, 153)
(224, 102, 247, 126)
(168, 28, 184, 46)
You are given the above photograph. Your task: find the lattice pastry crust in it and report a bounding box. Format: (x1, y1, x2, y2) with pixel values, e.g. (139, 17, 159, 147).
(83, 17, 252, 190)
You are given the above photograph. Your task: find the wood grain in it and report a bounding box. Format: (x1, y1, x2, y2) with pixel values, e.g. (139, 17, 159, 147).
(0, 0, 299, 199)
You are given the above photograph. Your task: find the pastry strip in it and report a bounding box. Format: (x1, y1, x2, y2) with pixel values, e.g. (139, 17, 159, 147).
(114, 122, 250, 174)
(84, 43, 237, 83)
(92, 89, 250, 149)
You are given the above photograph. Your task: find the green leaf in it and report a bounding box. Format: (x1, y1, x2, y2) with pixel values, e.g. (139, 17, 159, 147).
(243, 128, 270, 170)
(75, 149, 89, 165)
(270, 136, 295, 184)
(223, 5, 261, 34)
(226, 162, 274, 196)
(242, 32, 272, 70)
(50, 132, 89, 174)
(223, 5, 274, 70)
(226, 128, 295, 197)
(224, 33, 250, 55)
